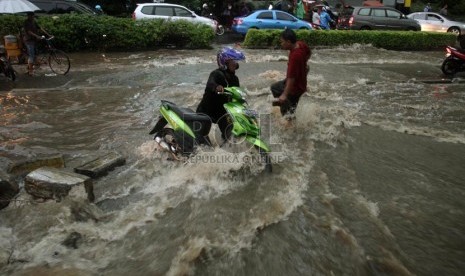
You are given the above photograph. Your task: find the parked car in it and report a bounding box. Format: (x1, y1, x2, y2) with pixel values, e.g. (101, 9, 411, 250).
(406, 12, 465, 35)
(29, 0, 96, 15)
(132, 3, 216, 32)
(232, 10, 312, 36)
(337, 6, 420, 31)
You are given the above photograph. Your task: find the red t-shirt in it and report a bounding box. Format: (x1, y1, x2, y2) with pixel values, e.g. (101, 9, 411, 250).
(287, 41, 311, 96)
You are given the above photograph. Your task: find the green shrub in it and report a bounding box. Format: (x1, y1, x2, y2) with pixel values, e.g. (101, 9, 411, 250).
(243, 29, 457, 51)
(0, 14, 215, 52)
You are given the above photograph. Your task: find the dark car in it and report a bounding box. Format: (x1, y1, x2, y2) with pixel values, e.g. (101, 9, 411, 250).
(338, 6, 420, 31)
(29, 0, 96, 15)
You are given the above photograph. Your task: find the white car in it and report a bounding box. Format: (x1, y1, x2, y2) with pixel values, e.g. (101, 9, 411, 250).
(132, 3, 216, 32)
(407, 12, 465, 35)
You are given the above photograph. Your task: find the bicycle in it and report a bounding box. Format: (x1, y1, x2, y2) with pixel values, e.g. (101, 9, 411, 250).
(32, 36, 71, 75)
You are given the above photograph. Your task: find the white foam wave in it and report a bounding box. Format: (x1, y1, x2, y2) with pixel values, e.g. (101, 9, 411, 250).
(364, 119, 465, 144)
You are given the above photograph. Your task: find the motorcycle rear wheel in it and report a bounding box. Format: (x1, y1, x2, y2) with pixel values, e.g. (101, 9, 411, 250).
(441, 58, 460, 76)
(155, 128, 180, 154)
(216, 25, 225, 36)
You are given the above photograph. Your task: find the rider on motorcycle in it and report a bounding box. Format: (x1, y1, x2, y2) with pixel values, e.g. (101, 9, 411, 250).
(196, 47, 245, 140)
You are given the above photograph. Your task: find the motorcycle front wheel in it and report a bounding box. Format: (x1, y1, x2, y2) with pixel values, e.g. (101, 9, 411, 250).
(441, 58, 460, 76)
(216, 25, 225, 36)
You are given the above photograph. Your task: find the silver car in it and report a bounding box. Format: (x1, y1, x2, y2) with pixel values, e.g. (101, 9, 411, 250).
(132, 3, 216, 33)
(407, 12, 465, 35)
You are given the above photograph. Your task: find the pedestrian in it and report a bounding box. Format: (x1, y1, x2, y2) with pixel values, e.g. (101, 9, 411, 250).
(439, 4, 448, 16)
(196, 47, 246, 140)
(271, 29, 311, 118)
(240, 3, 250, 16)
(312, 7, 320, 27)
(201, 3, 210, 17)
(423, 3, 432, 12)
(319, 6, 334, 30)
(23, 11, 50, 76)
(295, 0, 305, 20)
(222, 3, 233, 30)
(95, 4, 104, 15)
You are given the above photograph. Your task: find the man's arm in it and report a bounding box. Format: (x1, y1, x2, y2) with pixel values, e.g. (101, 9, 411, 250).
(206, 70, 225, 93)
(278, 77, 295, 102)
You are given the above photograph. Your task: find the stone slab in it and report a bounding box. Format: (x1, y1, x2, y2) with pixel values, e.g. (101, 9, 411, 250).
(25, 167, 91, 201)
(8, 154, 65, 176)
(74, 152, 126, 178)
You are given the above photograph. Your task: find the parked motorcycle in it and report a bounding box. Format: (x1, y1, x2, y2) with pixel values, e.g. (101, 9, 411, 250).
(149, 86, 272, 172)
(441, 45, 465, 77)
(0, 45, 16, 81)
(209, 13, 225, 36)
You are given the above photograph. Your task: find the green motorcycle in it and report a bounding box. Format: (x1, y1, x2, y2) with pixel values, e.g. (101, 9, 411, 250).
(149, 86, 272, 172)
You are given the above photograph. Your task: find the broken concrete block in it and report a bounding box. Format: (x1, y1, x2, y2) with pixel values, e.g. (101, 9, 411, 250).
(74, 152, 125, 178)
(25, 167, 92, 202)
(8, 154, 65, 176)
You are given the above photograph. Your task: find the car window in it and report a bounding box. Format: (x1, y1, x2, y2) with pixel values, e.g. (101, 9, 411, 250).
(386, 9, 401, 18)
(373, 9, 386, 17)
(141, 6, 155, 15)
(358, 8, 371, 16)
(427, 14, 441, 21)
(412, 14, 426, 20)
(155, 6, 174, 16)
(55, 3, 79, 14)
(31, 1, 55, 13)
(276, 11, 294, 21)
(75, 3, 95, 14)
(174, 7, 191, 17)
(340, 7, 354, 16)
(257, 11, 273, 19)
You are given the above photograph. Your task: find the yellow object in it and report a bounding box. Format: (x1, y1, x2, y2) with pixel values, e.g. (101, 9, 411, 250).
(4, 35, 19, 50)
(404, 0, 411, 8)
(7, 48, 21, 58)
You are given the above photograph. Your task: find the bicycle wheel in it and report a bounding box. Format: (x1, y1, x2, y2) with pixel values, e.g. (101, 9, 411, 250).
(48, 50, 70, 75)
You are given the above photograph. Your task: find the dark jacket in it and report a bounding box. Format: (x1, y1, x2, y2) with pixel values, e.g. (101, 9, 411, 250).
(196, 68, 239, 123)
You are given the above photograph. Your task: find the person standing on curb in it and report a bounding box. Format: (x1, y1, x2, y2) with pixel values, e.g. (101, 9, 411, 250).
(319, 6, 334, 30)
(424, 3, 432, 12)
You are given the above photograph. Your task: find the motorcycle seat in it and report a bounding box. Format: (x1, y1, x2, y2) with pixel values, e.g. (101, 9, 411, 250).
(162, 100, 211, 123)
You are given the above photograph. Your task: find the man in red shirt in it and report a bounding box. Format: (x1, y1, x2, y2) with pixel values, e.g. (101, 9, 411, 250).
(271, 29, 311, 117)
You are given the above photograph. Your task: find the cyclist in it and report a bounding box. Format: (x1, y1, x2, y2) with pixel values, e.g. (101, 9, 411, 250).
(23, 11, 50, 76)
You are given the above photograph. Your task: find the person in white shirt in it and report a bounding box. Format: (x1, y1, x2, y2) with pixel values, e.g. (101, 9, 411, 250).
(312, 8, 320, 26)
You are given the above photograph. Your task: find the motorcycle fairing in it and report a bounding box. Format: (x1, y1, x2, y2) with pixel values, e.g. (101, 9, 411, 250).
(224, 103, 260, 137)
(245, 136, 271, 153)
(159, 104, 196, 139)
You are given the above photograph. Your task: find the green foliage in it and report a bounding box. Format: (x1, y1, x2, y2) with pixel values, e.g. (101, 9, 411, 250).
(0, 14, 215, 52)
(243, 29, 457, 51)
(244, 29, 280, 48)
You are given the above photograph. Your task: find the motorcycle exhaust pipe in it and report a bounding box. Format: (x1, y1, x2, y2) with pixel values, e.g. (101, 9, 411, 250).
(155, 137, 171, 151)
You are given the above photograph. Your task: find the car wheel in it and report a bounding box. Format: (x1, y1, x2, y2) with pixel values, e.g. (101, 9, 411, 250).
(447, 27, 461, 35)
(360, 26, 371, 30)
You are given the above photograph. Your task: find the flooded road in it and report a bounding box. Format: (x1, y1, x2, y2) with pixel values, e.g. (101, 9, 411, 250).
(1, 43, 465, 275)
